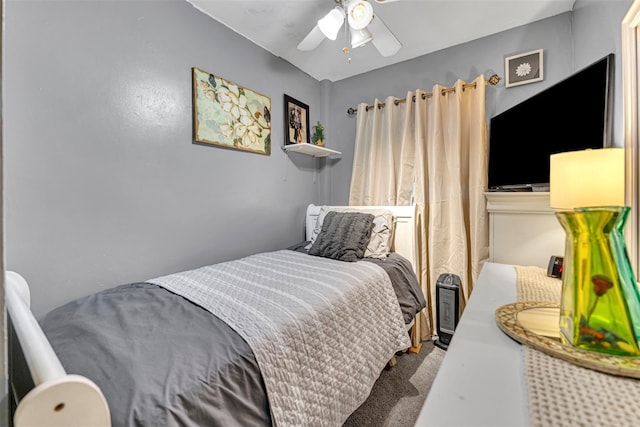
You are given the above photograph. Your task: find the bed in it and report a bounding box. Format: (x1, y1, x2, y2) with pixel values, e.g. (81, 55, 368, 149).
(7, 204, 426, 427)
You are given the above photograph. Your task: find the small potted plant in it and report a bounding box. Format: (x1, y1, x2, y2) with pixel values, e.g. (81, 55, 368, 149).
(311, 121, 325, 146)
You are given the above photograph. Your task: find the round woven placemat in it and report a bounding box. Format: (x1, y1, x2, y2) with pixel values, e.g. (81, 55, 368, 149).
(495, 301, 640, 379)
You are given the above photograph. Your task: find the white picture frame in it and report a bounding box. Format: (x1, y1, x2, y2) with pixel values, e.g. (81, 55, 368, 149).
(505, 49, 544, 88)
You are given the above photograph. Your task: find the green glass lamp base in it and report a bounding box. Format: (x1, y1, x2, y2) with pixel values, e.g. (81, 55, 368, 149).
(555, 207, 640, 356)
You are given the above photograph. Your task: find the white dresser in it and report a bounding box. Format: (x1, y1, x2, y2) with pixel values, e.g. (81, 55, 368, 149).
(414, 262, 530, 426)
(484, 192, 565, 269)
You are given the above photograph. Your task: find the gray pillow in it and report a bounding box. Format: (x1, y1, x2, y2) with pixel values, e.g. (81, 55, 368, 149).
(305, 206, 394, 259)
(309, 211, 374, 262)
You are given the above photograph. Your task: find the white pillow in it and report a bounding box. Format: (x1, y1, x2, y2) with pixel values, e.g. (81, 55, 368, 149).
(306, 206, 394, 259)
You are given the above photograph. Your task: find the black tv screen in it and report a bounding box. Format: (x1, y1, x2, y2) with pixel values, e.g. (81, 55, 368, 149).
(488, 53, 614, 191)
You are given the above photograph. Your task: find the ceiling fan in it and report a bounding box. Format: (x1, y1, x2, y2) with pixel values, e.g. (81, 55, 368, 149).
(297, 0, 402, 57)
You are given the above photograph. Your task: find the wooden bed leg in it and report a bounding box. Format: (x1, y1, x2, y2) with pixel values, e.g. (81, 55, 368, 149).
(387, 355, 397, 369)
(409, 322, 422, 353)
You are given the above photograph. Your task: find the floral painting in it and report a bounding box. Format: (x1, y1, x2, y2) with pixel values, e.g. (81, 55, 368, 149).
(505, 49, 544, 88)
(192, 67, 271, 155)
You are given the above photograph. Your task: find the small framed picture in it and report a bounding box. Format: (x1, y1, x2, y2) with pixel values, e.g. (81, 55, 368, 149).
(284, 94, 310, 145)
(505, 49, 544, 88)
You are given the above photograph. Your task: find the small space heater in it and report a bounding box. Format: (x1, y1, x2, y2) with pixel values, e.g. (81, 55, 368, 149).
(434, 273, 461, 350)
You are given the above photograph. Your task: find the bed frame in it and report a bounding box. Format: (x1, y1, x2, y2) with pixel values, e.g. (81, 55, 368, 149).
(6, 271, 111, 426)
(6, 204, 418, 426)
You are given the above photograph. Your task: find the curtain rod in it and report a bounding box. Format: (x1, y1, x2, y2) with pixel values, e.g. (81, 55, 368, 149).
(346, 73, 502, 117)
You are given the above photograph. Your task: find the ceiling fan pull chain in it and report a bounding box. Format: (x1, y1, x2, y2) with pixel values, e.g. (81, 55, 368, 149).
(343, 21, 352, 63)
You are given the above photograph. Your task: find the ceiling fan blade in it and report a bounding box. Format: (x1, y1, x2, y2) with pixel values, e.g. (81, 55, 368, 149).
(297, 25, 326, 51)
(368, 14, 401, 57)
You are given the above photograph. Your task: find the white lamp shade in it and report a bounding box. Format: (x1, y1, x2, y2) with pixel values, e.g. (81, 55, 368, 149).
(350, 27, 372, 48)
(347, 0, 374, 30)
(318, 7, 345, 41)
(550, 148, 625, 210)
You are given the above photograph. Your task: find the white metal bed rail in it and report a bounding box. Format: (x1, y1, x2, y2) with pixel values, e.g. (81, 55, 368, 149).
(6, 271, 111, 426)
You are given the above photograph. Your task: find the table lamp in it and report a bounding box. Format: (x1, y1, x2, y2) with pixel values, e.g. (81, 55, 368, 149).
(550, 148, 640, 356)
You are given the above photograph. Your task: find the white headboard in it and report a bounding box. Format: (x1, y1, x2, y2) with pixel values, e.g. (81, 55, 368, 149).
(305, 204, 418, 273)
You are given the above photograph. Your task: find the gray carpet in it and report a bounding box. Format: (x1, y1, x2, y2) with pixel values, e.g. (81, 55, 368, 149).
(343, 340, 447, 427)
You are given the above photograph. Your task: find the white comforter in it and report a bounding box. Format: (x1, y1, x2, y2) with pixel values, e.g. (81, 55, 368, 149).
(148, 249, 411, 427)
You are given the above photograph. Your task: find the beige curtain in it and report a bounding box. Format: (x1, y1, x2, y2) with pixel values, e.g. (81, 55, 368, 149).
(349, 75, 490, 341)
(349, 97, 415, 206)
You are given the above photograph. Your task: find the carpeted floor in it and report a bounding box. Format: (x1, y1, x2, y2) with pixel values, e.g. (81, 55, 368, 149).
(343, 340, 446, 427)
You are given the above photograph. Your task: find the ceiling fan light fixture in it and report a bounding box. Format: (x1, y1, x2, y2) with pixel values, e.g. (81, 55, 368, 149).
(347, 0, 374, 30)
(318, 7, 345, 41)
(350, 27, 372, 48)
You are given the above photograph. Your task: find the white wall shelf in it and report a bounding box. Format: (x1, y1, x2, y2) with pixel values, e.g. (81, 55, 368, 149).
(282, 143, 341, 158)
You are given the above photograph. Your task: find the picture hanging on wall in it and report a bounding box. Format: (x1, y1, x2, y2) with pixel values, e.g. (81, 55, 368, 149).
(505, 49, 544, 88)
(192, 67, 271, 155)
(284, 94, 310, 146)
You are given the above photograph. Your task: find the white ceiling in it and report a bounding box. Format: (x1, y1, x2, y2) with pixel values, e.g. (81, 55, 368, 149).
(186, 0, 576, 82)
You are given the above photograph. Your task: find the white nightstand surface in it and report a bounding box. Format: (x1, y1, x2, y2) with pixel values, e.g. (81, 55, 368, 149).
(414, 262, 530, 426)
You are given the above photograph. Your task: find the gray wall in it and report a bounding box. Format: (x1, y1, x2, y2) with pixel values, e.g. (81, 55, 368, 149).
(2, 0, 632, 319)
(3, 0, 326, 316)
(325, 0, 632, 204)
(572, 0, 632, 148)
(0, 0, 633, 422)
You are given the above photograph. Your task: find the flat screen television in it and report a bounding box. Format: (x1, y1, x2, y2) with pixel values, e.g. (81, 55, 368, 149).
(487, 53, 614, 191)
